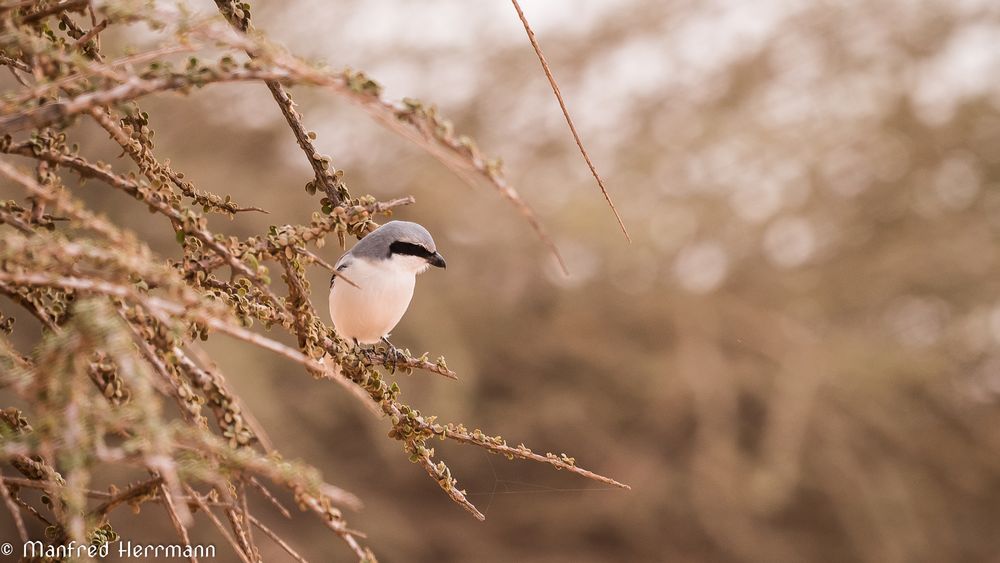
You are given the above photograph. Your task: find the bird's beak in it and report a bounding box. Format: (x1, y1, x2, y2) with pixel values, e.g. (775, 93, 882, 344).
(428, 251, 447, 269)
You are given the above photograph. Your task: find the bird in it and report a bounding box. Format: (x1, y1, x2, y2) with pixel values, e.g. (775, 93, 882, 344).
(328, 220, 446, 347)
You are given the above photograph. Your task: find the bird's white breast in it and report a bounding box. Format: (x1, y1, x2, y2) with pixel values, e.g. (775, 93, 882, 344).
(328, 257, 417, 344)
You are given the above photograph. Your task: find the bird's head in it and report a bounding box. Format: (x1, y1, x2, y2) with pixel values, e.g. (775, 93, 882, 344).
(358, 220, 446, 274)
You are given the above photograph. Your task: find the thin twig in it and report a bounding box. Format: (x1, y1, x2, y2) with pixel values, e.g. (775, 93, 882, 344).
(321, 358, 384, 418)
(90, 476, 165, 517)
(87, 107, 265, 216)
(0, 468, 28, 544)
(247, 512, 310, 563)
(510, 0, 630, 242)
(0, 0, 37, 12)
(18, 0, 87, 23)
(159, 482, 198, 563)
(0, 270, 324, 377)
(440, 425, 630, 490)
(412, 445, 485, 521)
(0, 205, 36, 235)
(0, 67, 308, 135)
(12, 493, 52, 526)
(235, 483, 260, 563)
(213, 0, 350, 206)
(0, 53, 32, 75)
(248, 477, 291, 519)
(3, 145, 285, 311)
(1, 477, 108, 499)
(0, 281, 59, 332)
(6, 44, 197, 108)
(297, 494, 370, 561)
(185, 485, 254, 563)
(297, 247, 359, 288)
(360, 347, 458, 381)
(75, 18, 108, 48)
(350, 97, 569, 274)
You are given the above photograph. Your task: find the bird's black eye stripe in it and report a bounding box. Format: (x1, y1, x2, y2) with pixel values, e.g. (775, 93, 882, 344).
(389, 241, 434, 259)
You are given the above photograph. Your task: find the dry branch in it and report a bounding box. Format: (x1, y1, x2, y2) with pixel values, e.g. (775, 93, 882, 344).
(0, 2, 629, 560)
(510, 0, 630, 242)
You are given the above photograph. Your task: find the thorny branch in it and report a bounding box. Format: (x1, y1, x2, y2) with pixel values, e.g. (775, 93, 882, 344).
(214, 0, 351, 207)
(0, 1, 629, 561)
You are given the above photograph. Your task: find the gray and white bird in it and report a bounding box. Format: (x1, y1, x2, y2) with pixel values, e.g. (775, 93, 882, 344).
(328, 220, 446, 345)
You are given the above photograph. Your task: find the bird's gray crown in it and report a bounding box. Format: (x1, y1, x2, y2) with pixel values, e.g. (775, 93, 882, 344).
(348, 220, 437, 260)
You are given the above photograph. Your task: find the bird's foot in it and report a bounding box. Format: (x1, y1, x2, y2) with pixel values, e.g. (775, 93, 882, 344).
(380, 336, 406, 372)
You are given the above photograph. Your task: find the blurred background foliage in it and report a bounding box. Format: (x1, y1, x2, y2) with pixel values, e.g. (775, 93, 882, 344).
(5, 0, 1000, 561)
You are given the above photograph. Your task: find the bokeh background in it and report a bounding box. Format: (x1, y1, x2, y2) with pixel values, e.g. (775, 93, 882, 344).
(5, 0, 1000, 561)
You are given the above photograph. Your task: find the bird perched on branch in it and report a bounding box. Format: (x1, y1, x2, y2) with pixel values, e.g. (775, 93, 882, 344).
(329, 220, 446, 347)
